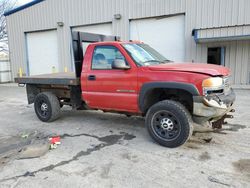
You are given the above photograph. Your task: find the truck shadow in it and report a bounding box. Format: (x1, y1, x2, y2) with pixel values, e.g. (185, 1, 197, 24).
(59, 108, 145, 129)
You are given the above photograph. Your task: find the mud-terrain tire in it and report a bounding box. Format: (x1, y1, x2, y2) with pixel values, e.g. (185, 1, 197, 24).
(34, 92, 60, 122)
(146, 100, 193, 148)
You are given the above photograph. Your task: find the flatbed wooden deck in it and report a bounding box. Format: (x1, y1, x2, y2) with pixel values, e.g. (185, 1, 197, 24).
(15, 72, 80, 86)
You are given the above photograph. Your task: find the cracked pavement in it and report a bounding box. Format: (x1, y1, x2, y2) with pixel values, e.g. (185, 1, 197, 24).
(0, 85, 250, 188)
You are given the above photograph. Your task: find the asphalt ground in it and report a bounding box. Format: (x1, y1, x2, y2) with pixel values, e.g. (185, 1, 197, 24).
(0, 84, 249, 188)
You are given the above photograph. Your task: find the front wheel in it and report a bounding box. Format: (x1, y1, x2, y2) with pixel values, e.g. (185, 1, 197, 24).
(34, 92, 60, 122)
(146, 100, 193, 148)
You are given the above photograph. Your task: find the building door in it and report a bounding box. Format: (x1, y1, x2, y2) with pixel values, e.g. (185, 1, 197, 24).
(26, 30, 59, 75)
(130, 15, 185, 61)
(207, 47, 225, 66)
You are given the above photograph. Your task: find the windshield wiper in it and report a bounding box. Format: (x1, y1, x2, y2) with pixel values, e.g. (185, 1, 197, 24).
(159, 59, 172, 64)
(142, 60, 172, 65)
(143, 60, 161, 64)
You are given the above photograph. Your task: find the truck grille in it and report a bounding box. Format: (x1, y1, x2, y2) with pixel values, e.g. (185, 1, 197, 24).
(223, 76, 231, 94)
(223, 76, 229, 87)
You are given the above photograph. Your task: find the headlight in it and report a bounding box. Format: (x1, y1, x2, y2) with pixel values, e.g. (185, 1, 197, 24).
(202, 77, 224, 95)
(202, 77, 223, 88)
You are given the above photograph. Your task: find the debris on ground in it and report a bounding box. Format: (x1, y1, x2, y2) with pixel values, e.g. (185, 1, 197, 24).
(49, 136, 61, 149)
(21, 133, 29, 139)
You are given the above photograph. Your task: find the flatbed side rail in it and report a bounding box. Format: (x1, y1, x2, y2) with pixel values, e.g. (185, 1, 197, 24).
(14, 72, 80, 86)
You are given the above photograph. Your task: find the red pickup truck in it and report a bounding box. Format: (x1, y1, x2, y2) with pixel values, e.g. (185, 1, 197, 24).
(16, 32, 235, 148)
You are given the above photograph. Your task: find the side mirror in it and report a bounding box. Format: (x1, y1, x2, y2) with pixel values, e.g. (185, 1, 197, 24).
(112, 59, 130, 70)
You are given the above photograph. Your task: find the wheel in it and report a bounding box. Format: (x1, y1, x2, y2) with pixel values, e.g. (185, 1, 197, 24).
(34, 92, 60, 122)
(146, 100, 193, 148)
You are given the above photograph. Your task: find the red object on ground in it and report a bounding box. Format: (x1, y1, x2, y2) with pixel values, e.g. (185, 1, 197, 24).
(50, 136, 61, 144)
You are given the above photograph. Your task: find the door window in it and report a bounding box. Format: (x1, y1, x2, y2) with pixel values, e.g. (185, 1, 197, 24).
(92, 46, 126, 70)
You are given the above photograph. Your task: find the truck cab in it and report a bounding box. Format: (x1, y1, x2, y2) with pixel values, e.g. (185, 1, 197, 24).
(15, 32, 235, 148)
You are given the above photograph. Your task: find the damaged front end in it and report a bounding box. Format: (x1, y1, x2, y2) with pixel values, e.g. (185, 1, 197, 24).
(193, 88, 236, 129)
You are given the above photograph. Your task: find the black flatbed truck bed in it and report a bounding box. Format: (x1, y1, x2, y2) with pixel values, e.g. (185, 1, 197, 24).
(16, 72, 82, 109)
(14, 72, 80, 86)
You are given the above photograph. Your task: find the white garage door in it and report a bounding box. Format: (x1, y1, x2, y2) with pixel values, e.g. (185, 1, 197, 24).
(72, 23, 112, 55)
(130, 15, 185, 62)
(26, 30, 59, 76)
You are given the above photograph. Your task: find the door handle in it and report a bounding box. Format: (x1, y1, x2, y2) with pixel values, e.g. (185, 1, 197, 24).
(88, 75, 96, 81)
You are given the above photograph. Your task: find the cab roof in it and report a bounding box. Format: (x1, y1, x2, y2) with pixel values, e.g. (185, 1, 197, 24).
(91, 41, 144, 45)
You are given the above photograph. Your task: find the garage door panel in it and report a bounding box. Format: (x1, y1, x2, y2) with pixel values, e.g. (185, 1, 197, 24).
(26, 30, 59, 76)
(130, 15, 185, 61)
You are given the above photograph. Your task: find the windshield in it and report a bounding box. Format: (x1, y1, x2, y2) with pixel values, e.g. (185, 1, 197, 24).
(122, 43, 171, 66)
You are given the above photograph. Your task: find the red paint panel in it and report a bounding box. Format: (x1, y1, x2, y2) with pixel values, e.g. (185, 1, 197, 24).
(83, 91, 138, 112)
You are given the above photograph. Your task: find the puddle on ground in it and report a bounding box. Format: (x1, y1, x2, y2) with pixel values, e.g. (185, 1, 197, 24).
(120, 132, 136, 140)
(233, 159, 250, 177)
(0, 131, 134, 167)
(0, 132, 136, 182)
(222, 124, 247, 132)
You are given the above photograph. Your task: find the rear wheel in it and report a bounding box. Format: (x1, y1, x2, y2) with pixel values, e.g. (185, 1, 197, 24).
(146, 100, 193, 148)
(34, 92, 60, 122)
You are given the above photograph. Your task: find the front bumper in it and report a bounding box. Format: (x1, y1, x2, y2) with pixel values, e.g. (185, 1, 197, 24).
(193, 89, 236, 124)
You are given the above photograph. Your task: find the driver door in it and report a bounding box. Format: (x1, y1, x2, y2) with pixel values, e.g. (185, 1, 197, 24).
(83, 45, 138, 112)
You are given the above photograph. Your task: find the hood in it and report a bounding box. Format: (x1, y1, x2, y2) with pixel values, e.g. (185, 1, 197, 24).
(147, 63, 230, 76)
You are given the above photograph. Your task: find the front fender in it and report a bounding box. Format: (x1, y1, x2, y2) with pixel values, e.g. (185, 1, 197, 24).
(139, 82, 200, 113)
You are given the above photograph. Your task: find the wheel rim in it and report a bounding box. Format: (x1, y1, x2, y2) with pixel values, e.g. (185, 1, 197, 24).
(36, 99, 50, 118)
(151, 110, 181, 141)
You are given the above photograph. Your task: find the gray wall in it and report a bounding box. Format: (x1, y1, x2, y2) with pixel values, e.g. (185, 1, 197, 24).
(6, 0, 250, 84)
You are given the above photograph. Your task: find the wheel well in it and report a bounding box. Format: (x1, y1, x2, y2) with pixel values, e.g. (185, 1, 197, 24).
(143, 88, 193, 114)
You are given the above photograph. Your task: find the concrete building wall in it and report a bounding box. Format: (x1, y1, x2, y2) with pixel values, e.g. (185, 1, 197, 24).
(6, 0, 250, 84)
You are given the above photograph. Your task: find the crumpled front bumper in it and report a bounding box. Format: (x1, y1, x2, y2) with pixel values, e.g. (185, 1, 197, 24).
(193, 89, 236, 124)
